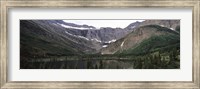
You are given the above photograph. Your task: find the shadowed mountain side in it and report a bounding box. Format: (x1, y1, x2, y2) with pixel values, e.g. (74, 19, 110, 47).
(20, 20, 102, 58)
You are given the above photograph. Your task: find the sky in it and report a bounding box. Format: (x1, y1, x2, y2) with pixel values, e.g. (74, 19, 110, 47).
(63, 20, 144, 28)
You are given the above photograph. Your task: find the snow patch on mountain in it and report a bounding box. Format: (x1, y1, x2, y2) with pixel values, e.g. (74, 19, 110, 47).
(160, 25, 174, 30)
(91, 38, 102, 42)
(65, 31, 74, 36)
(102, 45, 108, 48)
(121, 41, 125, 47)
(65, 31, 89, 41)
(170, 28, 174, 30)
(105, 39, 116, 43)
(160, 25, 164, 27)
(65, 31, 103, 42)
(59, 23, 94, 30)
(78, 36, 89, 41)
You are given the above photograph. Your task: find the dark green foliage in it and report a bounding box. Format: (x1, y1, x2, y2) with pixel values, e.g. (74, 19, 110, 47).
(175, 25, 180, 32)
(120, 34, 179, 56)
(144, 25, 179, 35)
(122, 49, 180, 69)
(20, 49, 180, 69)
(99, 60, 103, 69)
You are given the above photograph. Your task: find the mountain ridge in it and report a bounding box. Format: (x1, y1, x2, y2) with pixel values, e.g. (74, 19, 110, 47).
(20, 20, 180, 58)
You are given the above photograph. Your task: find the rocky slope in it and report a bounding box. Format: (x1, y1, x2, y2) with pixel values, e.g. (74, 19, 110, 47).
(101, 25, 180, 55)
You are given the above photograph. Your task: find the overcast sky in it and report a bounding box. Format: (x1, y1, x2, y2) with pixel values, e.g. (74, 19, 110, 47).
(63, 20, 144, 28)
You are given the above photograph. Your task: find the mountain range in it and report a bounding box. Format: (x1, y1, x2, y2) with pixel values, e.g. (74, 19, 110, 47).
(20, 20, 180, 58)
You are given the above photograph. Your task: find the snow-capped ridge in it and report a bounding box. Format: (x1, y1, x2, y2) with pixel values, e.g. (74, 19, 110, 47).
(58, 23, 95, 30)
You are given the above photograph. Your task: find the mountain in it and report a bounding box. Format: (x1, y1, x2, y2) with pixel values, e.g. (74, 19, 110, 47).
(101, 25, 180, 55)
(59, 21, 132, 42)
(20, 20, 180, 69)
(125, 21, 142, 30)
(20, 20, 132, 58)
(20, 20, 180, 58)
(20, 20, 102, 58)
(28, 20, 179, 45)
(64, 26, 131, 42)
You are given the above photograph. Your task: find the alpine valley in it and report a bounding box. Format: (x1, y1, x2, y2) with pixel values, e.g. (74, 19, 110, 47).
(20, 20, 180, 69)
